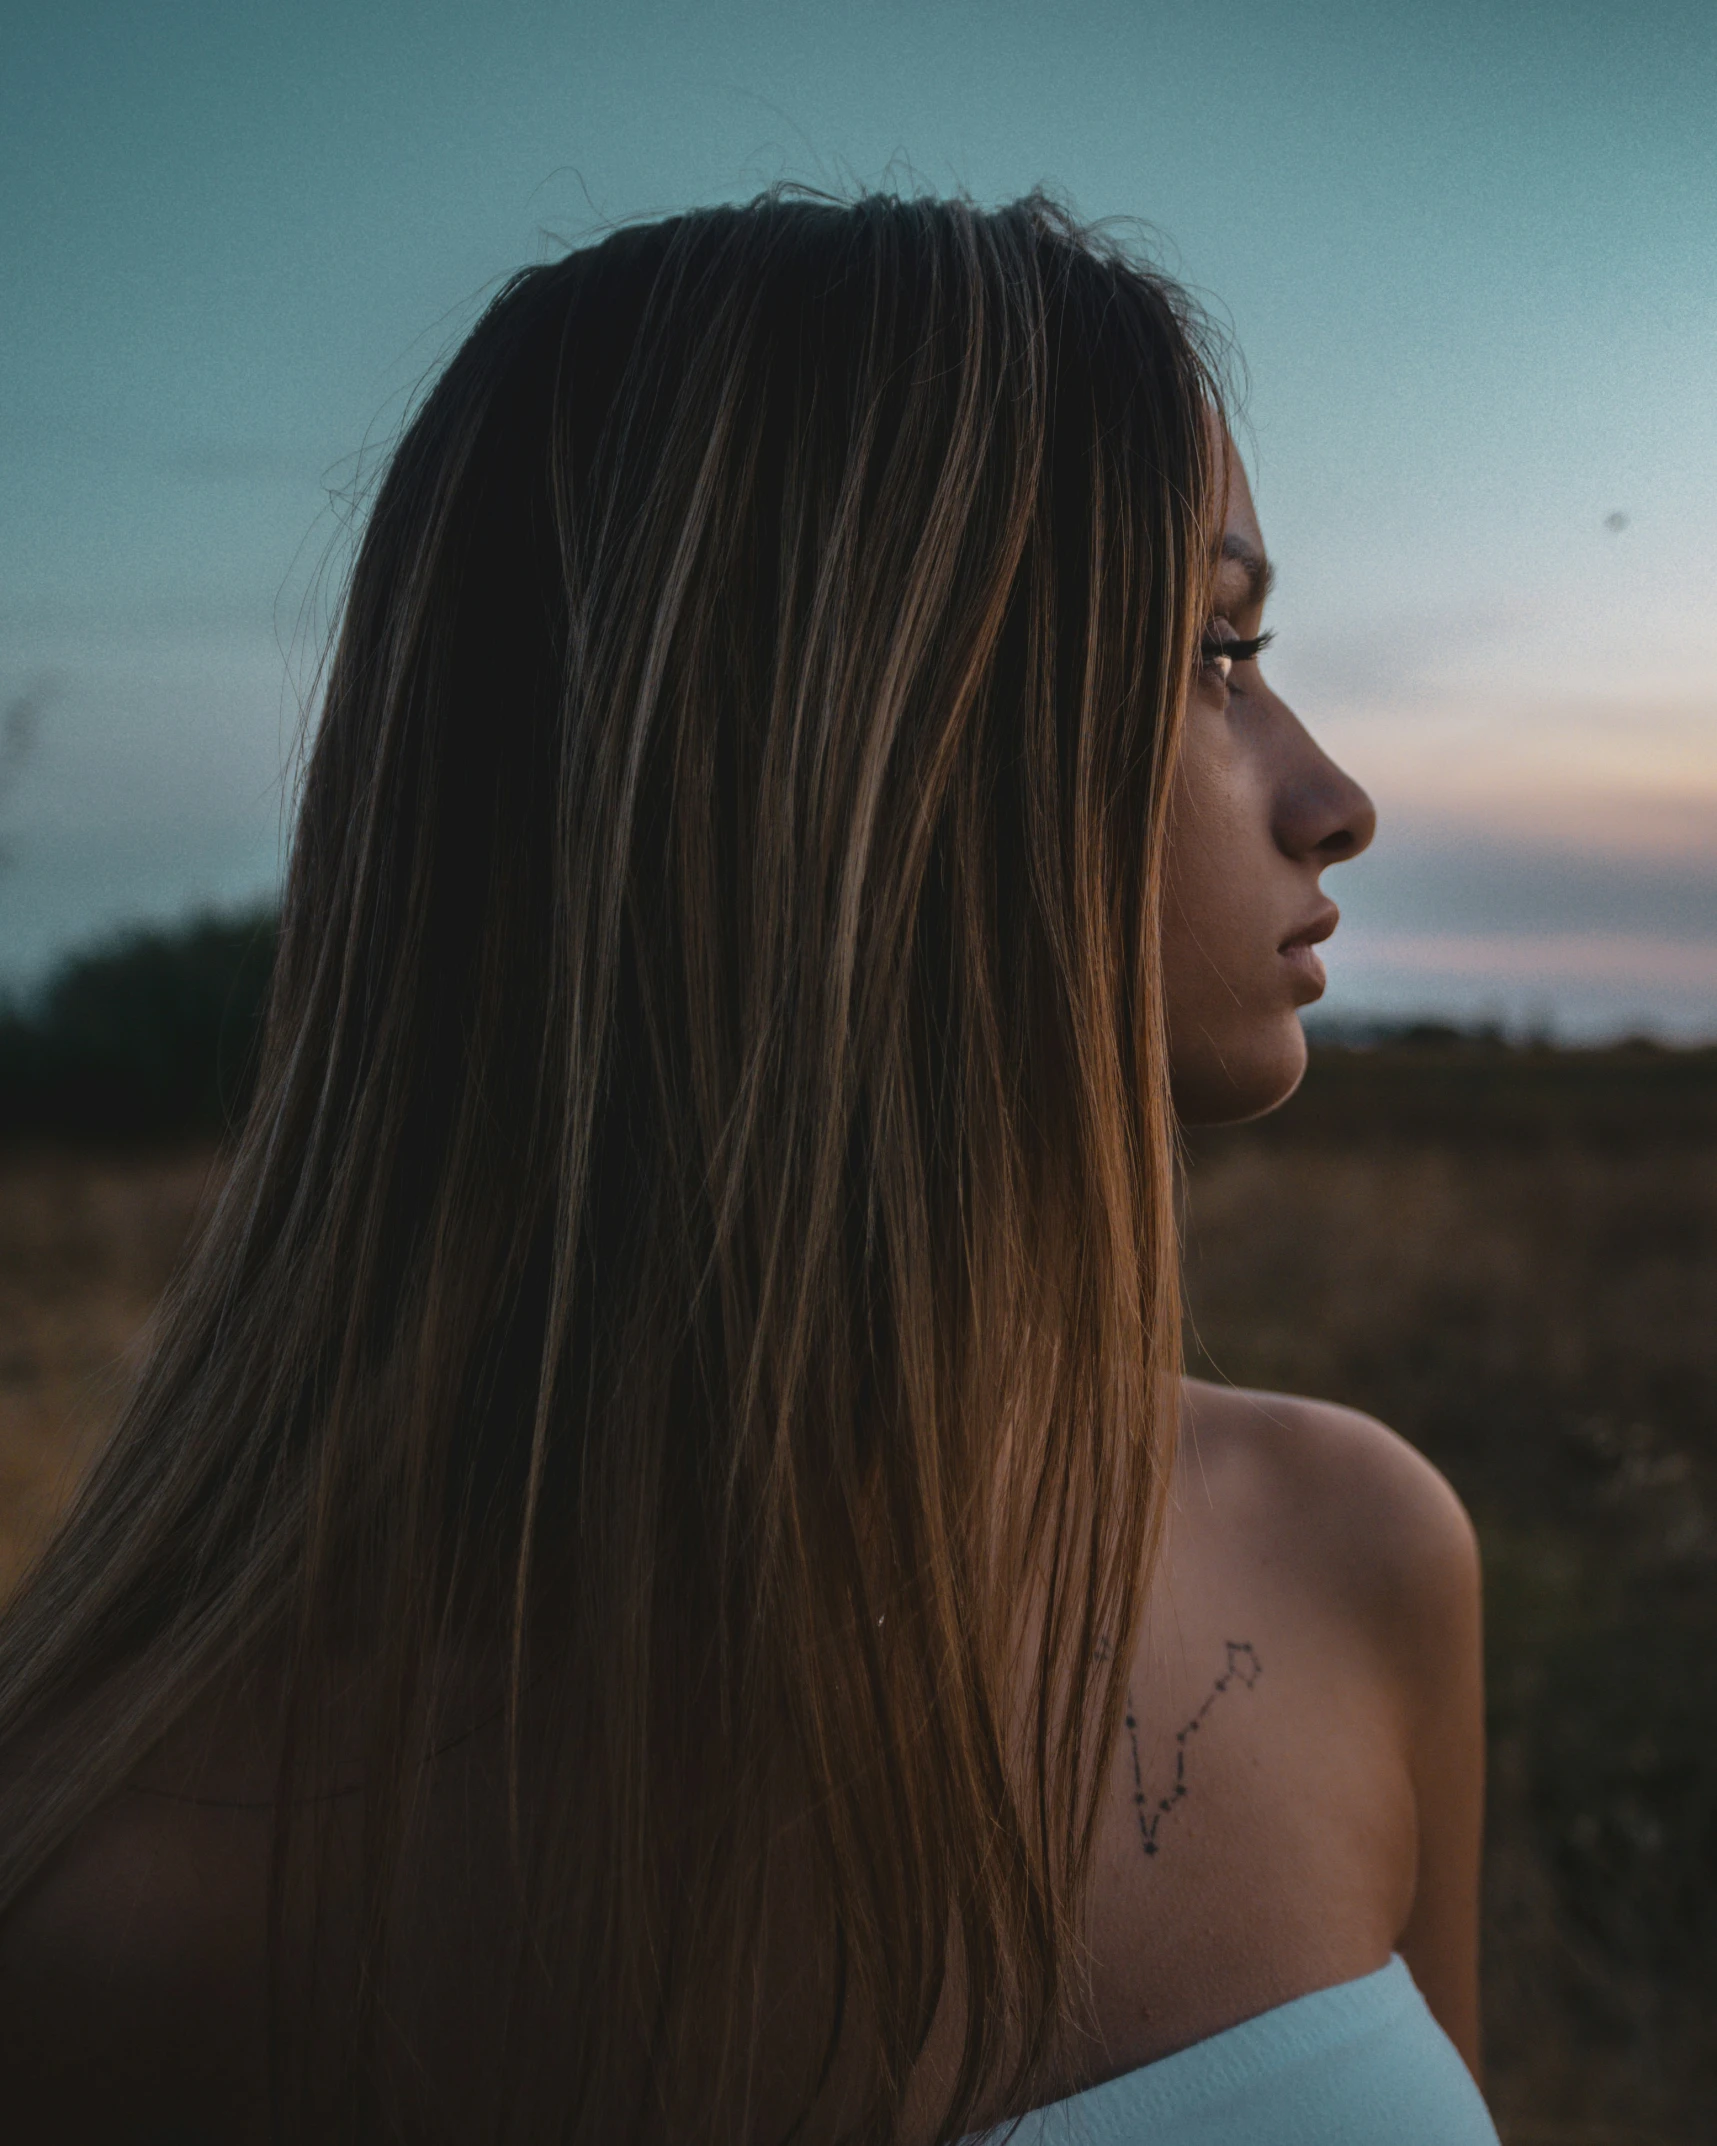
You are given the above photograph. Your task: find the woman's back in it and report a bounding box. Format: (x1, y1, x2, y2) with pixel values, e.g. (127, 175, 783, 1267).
(0, 1380, 1485, 2143)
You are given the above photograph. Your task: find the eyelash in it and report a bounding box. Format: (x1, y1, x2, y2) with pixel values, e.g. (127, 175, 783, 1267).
(1199, 628, 1275, 679)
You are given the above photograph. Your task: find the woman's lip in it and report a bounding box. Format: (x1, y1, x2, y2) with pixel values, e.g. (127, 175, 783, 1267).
(1280, 941, 1327, 997)
(1279, 905, 1340, 953)
(1279, 908, 1337, 1000)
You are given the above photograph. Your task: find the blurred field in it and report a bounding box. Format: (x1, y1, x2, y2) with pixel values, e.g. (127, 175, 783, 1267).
(0, 1147, 219, 1587)
(1185, 1041, 1717, 2146)
(0, 1039, 1712, 2142)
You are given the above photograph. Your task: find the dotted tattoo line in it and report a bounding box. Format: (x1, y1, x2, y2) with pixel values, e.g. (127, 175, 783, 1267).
(1123, 1640, 1262, 1859)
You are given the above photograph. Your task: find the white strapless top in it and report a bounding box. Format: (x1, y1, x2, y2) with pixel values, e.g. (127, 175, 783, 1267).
(969, 1957, 1499, 2144)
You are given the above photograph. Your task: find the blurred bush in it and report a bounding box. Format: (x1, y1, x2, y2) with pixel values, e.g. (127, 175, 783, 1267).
(0, 907, 278, 1141)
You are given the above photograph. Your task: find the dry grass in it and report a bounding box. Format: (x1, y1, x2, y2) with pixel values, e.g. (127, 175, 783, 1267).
(0, 1145, 220, 1593)
(0, 1053, 1711, 2143)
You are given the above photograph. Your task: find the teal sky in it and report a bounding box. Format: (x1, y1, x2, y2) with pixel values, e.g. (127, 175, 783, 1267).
(4, 0, 1714, 1034)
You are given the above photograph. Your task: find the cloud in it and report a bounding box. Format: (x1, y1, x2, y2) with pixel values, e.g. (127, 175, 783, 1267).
(0, 634, 299, 842)
(1323, 929, 1717, 1041)
(1311, 688, 1717, 866)
(1333, 929, 1717, 990)
(1333, 817, 1717, 943)
(1316, 754, 1717, 1038)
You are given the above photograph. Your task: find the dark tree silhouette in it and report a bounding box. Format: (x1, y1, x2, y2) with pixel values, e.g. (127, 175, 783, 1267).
(0, 907, 279, 1139)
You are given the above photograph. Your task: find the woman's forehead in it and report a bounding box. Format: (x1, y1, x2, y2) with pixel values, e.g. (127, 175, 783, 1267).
(1211, 435, 1272, 609)
(1223, 452, 1264, 556)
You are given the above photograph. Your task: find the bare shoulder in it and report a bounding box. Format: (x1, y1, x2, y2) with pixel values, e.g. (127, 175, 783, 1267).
(1173, 1382, 1487, 2070)
(1179, 1376, 1481, 1683)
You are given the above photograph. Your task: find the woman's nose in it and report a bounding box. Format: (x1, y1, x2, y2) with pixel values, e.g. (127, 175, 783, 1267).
(1273, 726, 1377, 867)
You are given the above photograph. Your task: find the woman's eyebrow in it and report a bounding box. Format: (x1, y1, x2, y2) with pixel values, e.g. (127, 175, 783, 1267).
(1219, 533, 1276, 608)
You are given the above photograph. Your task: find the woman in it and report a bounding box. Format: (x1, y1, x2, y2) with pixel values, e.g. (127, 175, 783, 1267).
(0, 193, 1492, 2144)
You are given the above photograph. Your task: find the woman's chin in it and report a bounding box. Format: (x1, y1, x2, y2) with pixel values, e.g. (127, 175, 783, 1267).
(1170, 1016, 1308, 1128)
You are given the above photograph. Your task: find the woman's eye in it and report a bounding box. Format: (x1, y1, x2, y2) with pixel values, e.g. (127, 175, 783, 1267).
(1199, 628, 1274, 685)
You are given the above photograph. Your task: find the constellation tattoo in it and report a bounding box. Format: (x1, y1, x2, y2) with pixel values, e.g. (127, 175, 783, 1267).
(1122, 1640, 1262, 1859)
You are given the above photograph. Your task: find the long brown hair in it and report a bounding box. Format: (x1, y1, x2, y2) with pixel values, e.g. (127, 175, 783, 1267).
(0, 192, 1220, 2141)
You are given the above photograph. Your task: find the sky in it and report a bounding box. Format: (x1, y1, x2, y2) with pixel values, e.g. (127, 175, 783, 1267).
(3, 0, 1714, 1037)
